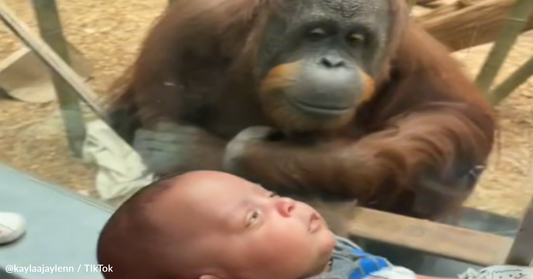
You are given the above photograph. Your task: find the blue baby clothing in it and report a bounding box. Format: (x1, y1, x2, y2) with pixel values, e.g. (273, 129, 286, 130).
(309, 236, 414, 279)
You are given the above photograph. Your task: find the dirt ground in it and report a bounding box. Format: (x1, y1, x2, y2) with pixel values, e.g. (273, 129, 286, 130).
(0, 0, 532, 218)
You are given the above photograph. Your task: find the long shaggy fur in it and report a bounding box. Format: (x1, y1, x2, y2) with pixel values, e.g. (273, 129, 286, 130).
(106, 0, 496, 221)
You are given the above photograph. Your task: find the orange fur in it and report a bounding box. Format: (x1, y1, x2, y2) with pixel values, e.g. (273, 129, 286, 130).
(259, 61, 301, 94)
(106, 0, 497, 222)
(359, 70, 376, 104)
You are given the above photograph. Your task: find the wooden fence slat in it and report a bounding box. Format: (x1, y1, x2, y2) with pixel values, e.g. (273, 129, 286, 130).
(490, 56, 533, 105)
(0, 0, 109, 124)
(348, 207, 513, 267)
(505, 197, 533, 266)
(30, 0, 86, 157)
(475, 0, 533, 93)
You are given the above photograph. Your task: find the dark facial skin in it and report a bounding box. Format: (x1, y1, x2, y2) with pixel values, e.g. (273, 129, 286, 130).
(256, 0, 393, 121)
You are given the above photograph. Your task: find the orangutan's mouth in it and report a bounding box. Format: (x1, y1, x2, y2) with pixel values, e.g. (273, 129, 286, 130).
(289, 98, 352, 116)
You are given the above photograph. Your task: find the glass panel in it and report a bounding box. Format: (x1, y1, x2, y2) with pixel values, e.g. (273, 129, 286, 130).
(0, 0, 532, 270)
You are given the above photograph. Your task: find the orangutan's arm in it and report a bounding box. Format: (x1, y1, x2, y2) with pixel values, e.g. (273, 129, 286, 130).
(225, 106, 494, 217)
(133, 122, 227, 175)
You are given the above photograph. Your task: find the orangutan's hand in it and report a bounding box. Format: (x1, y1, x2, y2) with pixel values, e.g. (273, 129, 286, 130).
(222, 126, 278, 174)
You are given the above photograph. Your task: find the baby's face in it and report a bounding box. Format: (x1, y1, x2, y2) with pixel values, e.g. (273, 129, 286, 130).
(162, 172, 336, 279)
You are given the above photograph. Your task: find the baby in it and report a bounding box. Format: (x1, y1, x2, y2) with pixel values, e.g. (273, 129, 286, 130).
(96, 171, 532, 279)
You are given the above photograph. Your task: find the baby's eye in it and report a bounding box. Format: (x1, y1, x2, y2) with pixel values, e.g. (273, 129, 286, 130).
(269, 192, 279, 198)
(249, 210, 260, 225)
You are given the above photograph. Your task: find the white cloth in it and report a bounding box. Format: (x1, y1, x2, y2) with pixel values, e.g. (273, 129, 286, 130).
(460, 266, 533, 279)
(366, 266, 418, 279)
(365, 265, 533, 279)
(81, 119, 156, 200)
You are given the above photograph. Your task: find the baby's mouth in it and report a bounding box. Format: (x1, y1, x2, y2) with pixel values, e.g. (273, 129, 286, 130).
(308, 212, 321, 233)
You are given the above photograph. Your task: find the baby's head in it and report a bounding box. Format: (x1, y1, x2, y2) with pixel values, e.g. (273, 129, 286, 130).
(97, 171, 336, 279)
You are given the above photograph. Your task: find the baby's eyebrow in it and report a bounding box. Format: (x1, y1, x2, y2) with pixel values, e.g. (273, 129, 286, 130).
(222, 197, 253, 230)
(251, 184, 270, 194)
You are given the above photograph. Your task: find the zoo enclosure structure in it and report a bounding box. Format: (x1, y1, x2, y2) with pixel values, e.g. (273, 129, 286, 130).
(0, 0, 532, 268)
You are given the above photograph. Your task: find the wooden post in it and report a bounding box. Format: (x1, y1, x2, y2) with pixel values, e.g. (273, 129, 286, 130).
(475, 0, 533, 93)
(505, 197, 533, 266)
(490, 56, 533, 105)
(417, 0, 533, 52)
(347, 207, 513, 266)
(0, 1, 109, 126)
(408, 0, 418, 14)
(30, 0, 86, 157)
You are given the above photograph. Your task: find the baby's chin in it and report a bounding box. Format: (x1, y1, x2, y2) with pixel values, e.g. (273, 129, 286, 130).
(312, 232, 337, 276)
(318, 229, 337, 255)
(327, 230, 337, 247)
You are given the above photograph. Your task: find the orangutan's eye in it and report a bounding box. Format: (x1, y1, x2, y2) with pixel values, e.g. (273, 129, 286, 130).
(347, 32, 366, 46)
(307, 27, 328, 41)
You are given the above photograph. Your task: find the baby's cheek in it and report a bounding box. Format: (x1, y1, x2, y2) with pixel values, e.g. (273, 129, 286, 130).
(265, 225, 309, 251)
(322, 229, 337, 251)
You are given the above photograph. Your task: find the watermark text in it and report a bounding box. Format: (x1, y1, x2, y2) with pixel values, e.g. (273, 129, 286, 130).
(4, 264, 113, 274)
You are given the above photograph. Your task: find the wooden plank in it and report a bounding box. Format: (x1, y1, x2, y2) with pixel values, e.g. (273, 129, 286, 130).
(0, 0, 109, 124)
(505, 197, 533, 266)
(417, 0, 533, 52)
(0, 45, 92, 103)
(31, 0, 86, 157)
(348, 207, 513, 266)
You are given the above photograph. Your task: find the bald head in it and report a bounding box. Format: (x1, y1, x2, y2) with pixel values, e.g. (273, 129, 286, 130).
(97, 171, 335, 279)
(96, 171, 263, 279)
(141, 171, 266, 246)
(154, 170, 258, 214)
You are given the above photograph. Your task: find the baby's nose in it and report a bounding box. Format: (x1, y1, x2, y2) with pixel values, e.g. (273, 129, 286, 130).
(276, 197, 296, 218)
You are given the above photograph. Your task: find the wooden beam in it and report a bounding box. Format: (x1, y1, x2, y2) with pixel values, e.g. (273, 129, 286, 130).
(417, 0, 533, 52)
(0, 0, 109, 124)
(505, 197, 533, 266)
(348, 207, 513, 267)
(0, 45, 92, 103)
(31, 0, 86, 157)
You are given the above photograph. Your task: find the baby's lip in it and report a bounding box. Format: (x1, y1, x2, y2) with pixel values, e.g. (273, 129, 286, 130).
(308, 212, 321, 233)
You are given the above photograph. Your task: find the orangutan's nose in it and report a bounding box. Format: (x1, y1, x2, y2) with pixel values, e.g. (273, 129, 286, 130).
(276, 197, 296, 218)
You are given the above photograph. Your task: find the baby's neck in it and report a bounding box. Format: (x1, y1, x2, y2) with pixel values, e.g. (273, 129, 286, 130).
(321, 258, 333, 274)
